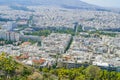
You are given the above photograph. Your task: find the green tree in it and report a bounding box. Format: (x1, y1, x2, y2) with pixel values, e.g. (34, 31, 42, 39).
(75, 74, 85, 80)
(42, 67, 49, 73)
(85, 65, 101, 80)
(0, 52, 17, 79)
(116, 72, 120, 80)
(57, 68, 68, 80)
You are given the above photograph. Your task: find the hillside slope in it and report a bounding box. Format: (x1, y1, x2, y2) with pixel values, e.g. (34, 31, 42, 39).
(0, 0, 107, 11)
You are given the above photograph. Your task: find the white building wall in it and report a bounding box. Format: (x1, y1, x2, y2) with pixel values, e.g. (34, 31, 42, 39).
(0, 30, 20, 41)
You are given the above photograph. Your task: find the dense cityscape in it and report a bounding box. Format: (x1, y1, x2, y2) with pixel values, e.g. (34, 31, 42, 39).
(0, 0, 120, 80)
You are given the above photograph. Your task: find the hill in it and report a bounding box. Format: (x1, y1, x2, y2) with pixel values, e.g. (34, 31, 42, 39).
(1, 52, 120, 80)
(0, 53, 43, 80)
(0, 0, 108, 11)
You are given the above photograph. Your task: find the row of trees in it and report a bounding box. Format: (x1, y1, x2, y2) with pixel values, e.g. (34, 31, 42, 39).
(0, 39, 14, 46)
(88, 30, 117, 37)
(25, 30, 51, 37)
(25, 28, 75, 37)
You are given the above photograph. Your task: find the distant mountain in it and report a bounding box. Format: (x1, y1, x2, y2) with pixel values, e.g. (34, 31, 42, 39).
(0, 0, 109, 11)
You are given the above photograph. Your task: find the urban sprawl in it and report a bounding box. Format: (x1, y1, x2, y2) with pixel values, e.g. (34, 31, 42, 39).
(0, 6, 120, 72)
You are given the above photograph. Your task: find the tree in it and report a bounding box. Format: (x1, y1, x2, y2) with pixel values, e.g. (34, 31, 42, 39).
(85, 65, 101, 80)
(75, 74, 85, 80)
(116, 72, 120, 80)
(68, 70, 76, 80)
(42, 67, 49, 73)
(57, 68, 68, 80)
(0, 52, 17, 79)
(109, 71, 117, 80)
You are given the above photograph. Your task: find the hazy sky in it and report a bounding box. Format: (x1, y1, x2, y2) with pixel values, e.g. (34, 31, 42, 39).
(81, 0, 120, 8)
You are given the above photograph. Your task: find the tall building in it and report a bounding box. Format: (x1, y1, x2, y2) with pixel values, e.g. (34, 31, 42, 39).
(1, 21, 16, 31)
(0, 30, 20, 41)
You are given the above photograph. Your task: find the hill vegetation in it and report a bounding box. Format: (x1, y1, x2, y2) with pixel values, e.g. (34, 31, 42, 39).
(41, 66, 120, 80)
(0, 52, 43, 80)
(0, 53, 120, 80)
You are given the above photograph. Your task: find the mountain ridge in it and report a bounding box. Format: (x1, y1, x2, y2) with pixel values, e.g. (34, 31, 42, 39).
(0, 0, 108, 11)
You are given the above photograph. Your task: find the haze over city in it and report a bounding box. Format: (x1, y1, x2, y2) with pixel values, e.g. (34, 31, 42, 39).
(81, 0, 120, 8)
(0, 0, 120, 8)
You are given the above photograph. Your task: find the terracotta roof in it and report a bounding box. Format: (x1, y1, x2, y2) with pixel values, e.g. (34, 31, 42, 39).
(64, 56, 71, 61)
(32, 59, 46, 64)
(21, 42, 31, 46)
(16, 54, 29, 60)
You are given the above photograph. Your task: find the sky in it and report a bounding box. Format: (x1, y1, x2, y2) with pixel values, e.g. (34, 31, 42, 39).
(81, 0, 120, 8)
